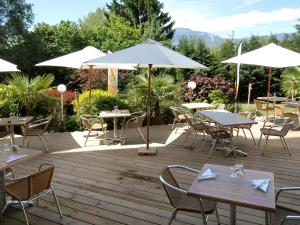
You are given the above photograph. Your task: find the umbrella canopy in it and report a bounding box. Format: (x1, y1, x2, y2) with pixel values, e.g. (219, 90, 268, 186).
(0, 58, 20, 72)
(222, 43, 300, 115)
(85, 39, 206, 154)
(85, 39, 207, 69)
(222, 43, 300, 68)
(36, 46, 135, 70)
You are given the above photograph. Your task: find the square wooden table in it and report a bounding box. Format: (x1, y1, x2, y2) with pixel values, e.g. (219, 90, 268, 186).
(198, 110, 257, 157)
(0, 147, 42, 214)
(182, 102, 215, 110)
(188, 164, 275, 225)
(0, 117, 33, 145)
(99, 110, 131, 143)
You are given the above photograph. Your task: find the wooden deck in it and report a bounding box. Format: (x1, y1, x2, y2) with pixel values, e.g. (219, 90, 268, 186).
(2, 123, 300, 225)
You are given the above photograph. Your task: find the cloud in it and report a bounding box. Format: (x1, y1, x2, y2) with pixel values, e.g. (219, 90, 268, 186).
(234, 0, 264, 10)
(171, 7, 300, 33)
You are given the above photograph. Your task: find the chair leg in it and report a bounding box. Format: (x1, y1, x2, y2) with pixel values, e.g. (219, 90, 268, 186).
(51, 185, 63, 218)
(84, 130, 91, 147)
(26, 136, 30, 147)
(168, 209, 178, 225)
(191, 133, 197, 146)
(262, 134, 270, 155)
(19, 201, 29, 225)
(43, 134, 51, 146)
(258, 133, 263, 147)
(171, 119, 176, 129)
(185, 129, 190, 142)
(201, 136, 208, 151)
(215, 205, 221, 225)
(249, 129, 256, 145)
(39, 135, 49, 152)
(137, 127, 145, 142)
(209, 139, 216, 158)
(242, 128, 247, 139)
(175, 122, 180, 134)
(236, 128, 240, 139)
(282, 137, 292, 156)
(22, 136, 26, 148)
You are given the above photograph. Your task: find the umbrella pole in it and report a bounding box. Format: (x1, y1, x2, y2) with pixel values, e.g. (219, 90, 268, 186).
(139, 64, 156, 155)
(266, 67, 272, 118)
(88, 65, 93, 115)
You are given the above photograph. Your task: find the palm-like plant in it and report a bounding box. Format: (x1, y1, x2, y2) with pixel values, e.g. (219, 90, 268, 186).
(125, 73, 182, 117)
(8, 73, 54, 115)
(280, 67, 300, 98)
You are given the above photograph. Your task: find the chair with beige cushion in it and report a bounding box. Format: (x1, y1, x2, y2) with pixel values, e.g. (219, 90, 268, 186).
(170, 106, 187, 133)
(159, 165, 220, 225)
(254, 99, 273, 117)
(21, 116, 52, 151)
(258, 120, 294, 156)
(3, 164, 63, 225)
(80, 115, 107, 146)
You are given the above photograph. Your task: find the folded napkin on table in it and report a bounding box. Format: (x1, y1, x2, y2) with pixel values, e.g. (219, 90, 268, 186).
(5, 155, 27, 164)
(198, 168, 217, 181)
(252, 179, 270, 192)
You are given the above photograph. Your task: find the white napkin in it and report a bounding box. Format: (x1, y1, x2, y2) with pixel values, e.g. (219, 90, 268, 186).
(198, 168, 217, 181)
(252, 179, 270, 192)
(4, 155, 27, 163)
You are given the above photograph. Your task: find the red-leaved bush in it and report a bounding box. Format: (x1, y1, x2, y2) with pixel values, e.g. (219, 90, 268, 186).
(183, 76, 233, 102)
(46, 90, 76, 103)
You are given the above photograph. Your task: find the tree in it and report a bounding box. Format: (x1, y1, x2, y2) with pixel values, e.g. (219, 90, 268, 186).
(280, 67, 300, 98)
(79, 7, 107, 30)
(106, 0, 175, 39)
(0, 0, 34, 49)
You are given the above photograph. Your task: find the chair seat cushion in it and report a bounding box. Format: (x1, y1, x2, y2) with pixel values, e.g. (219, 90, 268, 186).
(177, 194, 215, 214)
(91, 123, 107, 130)
(178, 114, 185, 120)
(5, 179, 30, 200)
(25, 128, 44, 136)
(260, 127, 282, 136)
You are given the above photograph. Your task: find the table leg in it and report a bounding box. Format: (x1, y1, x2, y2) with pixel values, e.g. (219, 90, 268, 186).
(225, 127, 248, 157)
(9, 125, 15, 145)
(113, 117, 117, 140)
(0, 171, 6, 217)
(230, 204, 236, 225)
(265, 211, 271, 225)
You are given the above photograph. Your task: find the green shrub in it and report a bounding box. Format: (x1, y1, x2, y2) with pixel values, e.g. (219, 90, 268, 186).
(0, 84, 17, 117)
(208, 90, 228, 104)
(62, 115, 81, 132)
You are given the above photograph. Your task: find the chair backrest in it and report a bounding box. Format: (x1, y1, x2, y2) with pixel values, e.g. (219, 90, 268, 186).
(274, 106, 285, 117)
(159, 167, 183, 208)
(183, 113, 195, 130)
(280, 122, 294, 136)
(254, 99, 263, 110)
(170, 106, 180, 120)
(127, 111, 146, 128)
(5, 165, 55, 200)
(80, 115, 92, 130)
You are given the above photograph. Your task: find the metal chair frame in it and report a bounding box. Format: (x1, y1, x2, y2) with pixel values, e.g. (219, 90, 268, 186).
(120, 111, 146, 142)
(159, 165, 220, 225)
(3, 164, 63, 225)
(183, 114, 206, 149)
(170, 106, 188, 133)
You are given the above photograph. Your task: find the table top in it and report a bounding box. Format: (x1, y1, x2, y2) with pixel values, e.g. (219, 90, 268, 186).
(0, 116, 33, 126)
(198, 109, 257, 127)
(99, 110, 131, 118)
(188, 164, 275, 212)
(285, 101, 300, 109)
(182, 102, 215, 110)
(0, 147, 42, 171)
(257, 97, 288, 103)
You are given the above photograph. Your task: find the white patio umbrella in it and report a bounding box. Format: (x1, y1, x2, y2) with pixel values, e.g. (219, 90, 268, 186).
(36, 46, 135, 113)
(0, 58, 20, 72)
(85, 39, 207, 154)
(222, 43, 300, 110)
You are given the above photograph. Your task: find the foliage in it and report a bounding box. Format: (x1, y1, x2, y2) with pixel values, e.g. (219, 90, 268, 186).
(0, 84, 17, 117)
(125, 73, 182, 116)
(79, 8, 107, 29)
(62, 115, 81, 132)
(280, 67, 300, 98)
(184, 76, 233, 102)
(0, 0, 33, 48)
(7, 73, 55, 115)
(73, 89, 128, 115)
(106, 0, 175, 39)
(46, 89, 76, 103)
(208, 90, 228, 104)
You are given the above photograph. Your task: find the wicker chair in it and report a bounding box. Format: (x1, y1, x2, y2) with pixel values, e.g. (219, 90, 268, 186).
(258, 121, 294, 156)
(4, 164, 63, 225)
(120, 111, 146, 142)
(274, 105, 299, 128)
(201, 123, 234, 158)
(254, 99, 273, 117)
(272, 187, 300, 225)
(80, 115, 107, 146)
(159, 165, 220, 225)
(170, 106, 187, 133)
(21, 116, 52, 152)
(183, 114, 206, 149)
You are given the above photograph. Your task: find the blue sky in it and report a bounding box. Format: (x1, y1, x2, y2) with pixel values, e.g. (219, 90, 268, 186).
(27, 0, 300, 38)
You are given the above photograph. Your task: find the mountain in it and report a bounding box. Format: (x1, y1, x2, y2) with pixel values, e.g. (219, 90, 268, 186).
(173, 28, 292, 48)
(173, 28, 224, 47)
